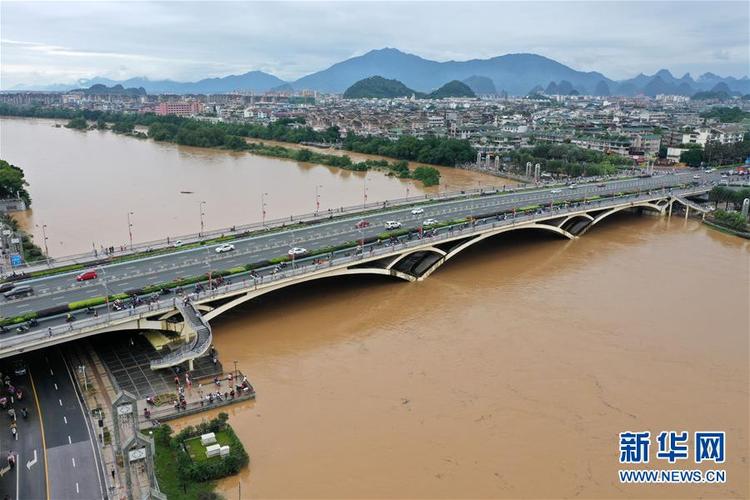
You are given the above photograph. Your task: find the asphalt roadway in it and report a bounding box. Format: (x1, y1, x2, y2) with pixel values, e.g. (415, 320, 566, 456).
(0, 365, 46, 500)
(31, 351, 104, 499)
(0, 172, 717, 324)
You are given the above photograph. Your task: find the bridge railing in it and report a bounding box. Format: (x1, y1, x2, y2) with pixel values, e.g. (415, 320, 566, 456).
(0, 186, 709, 356)
(6, 172, 708, 277)
(9, 184, 511, 276)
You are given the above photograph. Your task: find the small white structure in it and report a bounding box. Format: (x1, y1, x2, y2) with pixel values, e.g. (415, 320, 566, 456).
(200, 433, 216, 446)
(205, 443, 221, 458)
(220, 445, 230, 457)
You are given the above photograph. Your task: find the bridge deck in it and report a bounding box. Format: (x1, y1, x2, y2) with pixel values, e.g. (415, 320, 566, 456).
(0, 184, 713, 360)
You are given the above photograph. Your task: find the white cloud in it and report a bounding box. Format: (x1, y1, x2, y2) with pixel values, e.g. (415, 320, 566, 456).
(1, 1, 748, 89)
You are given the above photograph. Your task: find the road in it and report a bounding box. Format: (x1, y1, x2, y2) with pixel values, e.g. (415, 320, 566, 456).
(11, 352, 103, 500)
(0, 363, 46, 500)
(0, 172, 717, 324)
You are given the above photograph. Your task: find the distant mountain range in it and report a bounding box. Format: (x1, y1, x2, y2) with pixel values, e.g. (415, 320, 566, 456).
(10, 47, 750, 97)
(342, 76, 475, 99)
(71, 83, 146, 97)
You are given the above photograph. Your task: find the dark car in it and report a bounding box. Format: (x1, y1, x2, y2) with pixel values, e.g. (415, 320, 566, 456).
(12, 359, 27, 376)
(4, 285, 33, 300)
(0, 282, 15, 293)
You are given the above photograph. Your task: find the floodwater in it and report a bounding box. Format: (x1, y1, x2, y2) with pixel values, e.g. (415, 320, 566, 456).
(3, 116, 747, 498)
(174, 215, 749, 499)
(0, 117, 511, 257)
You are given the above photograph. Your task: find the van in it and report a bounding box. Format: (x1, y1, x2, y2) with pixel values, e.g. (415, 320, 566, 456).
(4, 285, 33, 299)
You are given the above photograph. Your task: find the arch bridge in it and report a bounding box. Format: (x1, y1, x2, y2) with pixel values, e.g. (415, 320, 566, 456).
(0, 188, 709, 363)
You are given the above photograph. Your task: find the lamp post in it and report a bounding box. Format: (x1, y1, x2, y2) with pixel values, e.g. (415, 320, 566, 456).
(98, 265, 112, 321)
(199, 201, 207, 238)
(315, 185, 323, 214)
(362, 175, 369, 209)
(127, 211, 134, 251)
(36, 223, 50, 266)
(261, 192, 268, 226)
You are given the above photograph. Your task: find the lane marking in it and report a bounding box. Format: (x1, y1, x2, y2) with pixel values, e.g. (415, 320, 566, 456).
(28, 368, 51, 500)
(68, 435, 72, 444)
(53, 383, 58, 390)
(63, 416, 67, 424)
(76, 482, 79, 494)
(61, 354, 106, 499)
(49, 369, 54, 376)
(26, 449, 38, 470)
(58, 399, 62, 406)
(71, 457, 76, 468)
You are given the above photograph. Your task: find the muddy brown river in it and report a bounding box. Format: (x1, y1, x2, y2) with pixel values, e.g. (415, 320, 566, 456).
(1, 117, 747, 498)
(175, 216, 748, 499)
(0, 117, 512, 257)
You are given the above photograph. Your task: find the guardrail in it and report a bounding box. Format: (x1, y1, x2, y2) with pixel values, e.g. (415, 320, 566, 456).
(150, 302, 212, 369)
(0, 185, 709, 358)
(5, 171, 682, 277)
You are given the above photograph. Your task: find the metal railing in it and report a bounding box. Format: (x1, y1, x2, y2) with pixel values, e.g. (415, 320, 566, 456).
(150, 302, 212, 369)
(0, 185, 709, 357)
(6, 172, 707, 277)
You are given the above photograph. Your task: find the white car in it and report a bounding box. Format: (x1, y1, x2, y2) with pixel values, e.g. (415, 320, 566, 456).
(568, 184, 577, 189)
(215, 243, 235, 253)
(693, 174, 701, 179)
(172, 240, 183, 248)
(384, 221, 402, 230)
(288, 247, 308, 257)
(423, 218, 438, 226)
(411, 207, 424, 215)
(550, 189, 562, 194)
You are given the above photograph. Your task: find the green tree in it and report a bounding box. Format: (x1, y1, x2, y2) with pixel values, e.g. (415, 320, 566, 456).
(680, 148, 704, 167)
(0, 160, 31, 205)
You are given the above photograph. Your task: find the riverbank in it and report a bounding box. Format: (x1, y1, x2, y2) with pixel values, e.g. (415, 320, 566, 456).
(703, 218, 750, 239)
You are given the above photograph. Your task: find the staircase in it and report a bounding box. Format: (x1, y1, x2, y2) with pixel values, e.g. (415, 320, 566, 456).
(150, 301, 212, 370)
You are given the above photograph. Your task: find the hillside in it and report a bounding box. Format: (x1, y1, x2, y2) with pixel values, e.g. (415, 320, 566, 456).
(426, 80, 476, 99)
(71, 84, 146, 96)
(343, 76, 419, 98)
(462, 75, 497, 95)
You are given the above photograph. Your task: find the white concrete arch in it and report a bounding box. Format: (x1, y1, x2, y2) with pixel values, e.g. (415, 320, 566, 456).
(385, 246, 447, 271)
(587, 201, 665, 231)
(556, 213, 595, 228)
(418, 222, 575, 280)
(201, 266, 414, 322)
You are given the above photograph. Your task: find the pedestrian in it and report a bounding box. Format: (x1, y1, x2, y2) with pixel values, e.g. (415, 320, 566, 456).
(48, 328, 52, 337)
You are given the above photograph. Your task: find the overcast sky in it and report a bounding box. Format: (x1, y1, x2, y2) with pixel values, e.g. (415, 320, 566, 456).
(1, 1, 748, 89)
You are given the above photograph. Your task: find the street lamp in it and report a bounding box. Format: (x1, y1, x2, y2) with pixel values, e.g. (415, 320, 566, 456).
(261, 192, 268, 226)
(36, 223, 50, 266)
(199, 201, 207, 238)
(315, 185, 323, 214)
(362, 175, 369, 209)
(98, 265, 112, 321)
(127, 211, 134, 251)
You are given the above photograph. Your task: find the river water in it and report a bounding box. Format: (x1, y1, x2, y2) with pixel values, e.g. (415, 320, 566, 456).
(175, 216, 748, 499)
(2, 117, 747, 498)
(0, 117, 511, 257)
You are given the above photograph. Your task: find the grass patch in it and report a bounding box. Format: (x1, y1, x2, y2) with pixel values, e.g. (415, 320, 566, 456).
(184, 430, 232, 463)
